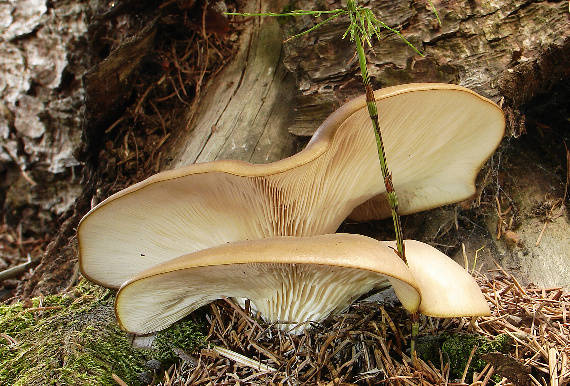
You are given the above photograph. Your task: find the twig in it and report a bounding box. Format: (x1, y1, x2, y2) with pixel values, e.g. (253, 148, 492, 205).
(149, 100, 167, 136)
(104, 115, 127, 134)
(563, 141, 569, 203)
(462, 242, 469, 271)
(112, 373, 129, 386)
(133, 82, 156, 116)
(0, 254, 37, 281)
(536, 221, 548, 246)
(211, 345, 277, 372)
(549, 347, 559, 386)
(21, 306, 63, 313)
(481, 365, 495, 385)
(461, 345, 478, 383)
(187, 1, 211, 128)
(1, 333, 18, 345)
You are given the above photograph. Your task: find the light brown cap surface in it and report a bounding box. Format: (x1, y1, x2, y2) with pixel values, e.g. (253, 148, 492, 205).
(383, 240, 491, 317)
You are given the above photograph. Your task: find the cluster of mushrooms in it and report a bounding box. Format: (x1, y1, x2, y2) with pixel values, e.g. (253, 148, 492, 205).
(78, 83, 505, 335)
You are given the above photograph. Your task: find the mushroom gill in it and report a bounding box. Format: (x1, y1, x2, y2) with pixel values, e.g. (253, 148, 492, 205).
(114, 234, 421, 335)
(79, 83, 505, 288)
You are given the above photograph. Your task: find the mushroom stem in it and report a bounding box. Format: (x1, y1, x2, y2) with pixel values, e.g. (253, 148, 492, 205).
(349, 0, 406, 264)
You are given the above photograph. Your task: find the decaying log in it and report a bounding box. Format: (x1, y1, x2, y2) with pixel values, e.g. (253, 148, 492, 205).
(281, 0, 568, 137)
(166, 0, 299, 167)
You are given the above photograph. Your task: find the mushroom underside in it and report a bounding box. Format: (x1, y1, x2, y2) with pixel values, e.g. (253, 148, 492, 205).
(115, 262, 416, 334)
(114, 234, 422, 334)
(114, 235, 491, 335)
(80, 84, 505, 288)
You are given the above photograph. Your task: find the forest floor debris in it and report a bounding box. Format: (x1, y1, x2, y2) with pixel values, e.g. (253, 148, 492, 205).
(1, 270, 567, 385)
(158, 271, 569, 385)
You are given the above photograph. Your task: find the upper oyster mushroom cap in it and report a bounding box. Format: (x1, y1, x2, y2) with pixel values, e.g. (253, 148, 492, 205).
(114, 234, 421, 335)
(79, 83, 505, 288)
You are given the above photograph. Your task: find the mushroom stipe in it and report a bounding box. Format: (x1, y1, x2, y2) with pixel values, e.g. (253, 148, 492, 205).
(79, 83, 505, 288)
(115, 234, 490, 335)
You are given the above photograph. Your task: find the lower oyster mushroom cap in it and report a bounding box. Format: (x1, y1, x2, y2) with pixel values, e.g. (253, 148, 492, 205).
(115, 234, 421, 335)
(79, 83, 505, 289)
(383, 240, 491, 317)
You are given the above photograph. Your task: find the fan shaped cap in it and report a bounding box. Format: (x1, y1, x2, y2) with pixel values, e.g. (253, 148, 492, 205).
(79, 83, 505, 288)
(384, 240, 491, 317)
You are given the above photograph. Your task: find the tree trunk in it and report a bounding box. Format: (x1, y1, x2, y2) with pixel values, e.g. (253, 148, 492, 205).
(167, 1, 299, 167)
(10, 0, 569, 296)
(282, 0, 568, 137)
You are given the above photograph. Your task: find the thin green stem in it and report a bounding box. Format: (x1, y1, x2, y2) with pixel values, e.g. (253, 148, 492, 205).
(224, 10, 344, 17)
(368, 15, 423, 56)
(410, 313, 419, 366)
(427, 0, 442, 26)
(228, 0, 429, 360)
(349, 0, 405, 264)
(284, 11, 346, 42)
(349, 0, 417, 360)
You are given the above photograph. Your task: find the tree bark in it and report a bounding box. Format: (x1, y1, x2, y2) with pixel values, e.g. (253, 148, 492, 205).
(281, 0, 568, 137)
(0, 0, 88, 245)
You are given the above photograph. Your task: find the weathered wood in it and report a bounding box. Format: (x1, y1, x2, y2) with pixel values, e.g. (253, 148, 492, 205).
(282, 0, 568, 137)
(166, 0, 298, 168)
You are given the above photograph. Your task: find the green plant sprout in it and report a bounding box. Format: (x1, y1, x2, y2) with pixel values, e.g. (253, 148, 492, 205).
(428, 0, 442, 27)
(345, 0, 408, 263)
(226, 0, 441, 359)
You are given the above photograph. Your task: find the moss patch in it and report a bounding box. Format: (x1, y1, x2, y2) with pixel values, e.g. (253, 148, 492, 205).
(0, 281, 147, 385)
(417, 332, 511, 380)
(151, 317, 207, 363)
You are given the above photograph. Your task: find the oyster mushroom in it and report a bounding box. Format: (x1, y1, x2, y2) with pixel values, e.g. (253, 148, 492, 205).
(115, 235, 489, 335)
(79, 83, 504, 288)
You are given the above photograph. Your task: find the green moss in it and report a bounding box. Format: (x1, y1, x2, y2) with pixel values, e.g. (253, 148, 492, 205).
(0, 281, 147, 385)
(417, 333, 511, 380)
(152, 317, 206, 363)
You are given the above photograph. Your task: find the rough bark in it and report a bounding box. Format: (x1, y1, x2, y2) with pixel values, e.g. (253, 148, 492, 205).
(0, 0, 92, 300)
(281, 0, 568, 137)
(1, 0, 88, 238)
